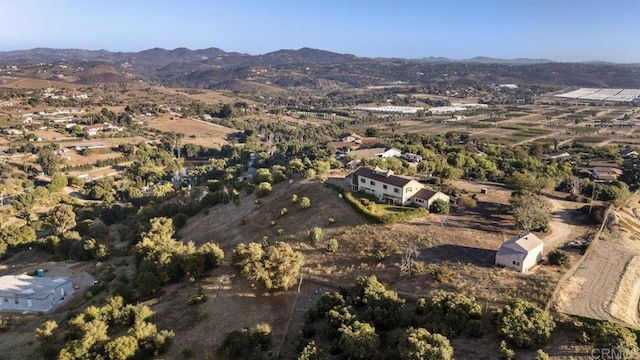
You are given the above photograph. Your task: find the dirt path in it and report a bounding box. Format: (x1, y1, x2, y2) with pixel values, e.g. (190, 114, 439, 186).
(541, 197, 588, 252)
(511, 131, 562, 147)
(554, 194, 640, 328)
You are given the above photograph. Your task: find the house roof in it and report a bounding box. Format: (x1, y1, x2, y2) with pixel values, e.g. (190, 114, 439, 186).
(349, 166, 413, 188)
(497, 233, 543, 262)
(0, 275, 71, 300)
(346, 147, 388, 160)
(413, 188, 438, 201)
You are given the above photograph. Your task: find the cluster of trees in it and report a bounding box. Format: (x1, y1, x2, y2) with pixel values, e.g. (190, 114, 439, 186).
(232, 241, 304, 291)
(509, 190, 552, 232)
(299, 276, 562, 359)
(135, 217, 224, 296)
(36, 296, 174, 359)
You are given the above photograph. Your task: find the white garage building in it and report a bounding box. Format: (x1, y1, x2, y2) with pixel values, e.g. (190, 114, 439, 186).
(0, 275, 75, 312)
(495, 233, 544, 273)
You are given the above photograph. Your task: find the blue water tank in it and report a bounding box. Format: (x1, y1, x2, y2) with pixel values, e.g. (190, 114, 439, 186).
(37, 269, 44, 277)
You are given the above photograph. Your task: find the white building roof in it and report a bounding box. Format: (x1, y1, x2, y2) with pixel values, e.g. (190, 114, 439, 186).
(497, 233, 543, 262)
(0, 275, 71, 300)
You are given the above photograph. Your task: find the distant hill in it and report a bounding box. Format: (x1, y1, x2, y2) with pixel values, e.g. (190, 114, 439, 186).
(0, 46, 638, 89)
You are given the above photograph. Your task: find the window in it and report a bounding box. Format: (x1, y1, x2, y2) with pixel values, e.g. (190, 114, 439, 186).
(406, 187, 412, 193)
(14, 298, 18, 304)
(394, 188, 399, 194)
(3, 298, 7, 303)
(382, 184, 387, 189)
(360, 178, 365, 183)
(370, 181, 375, 186)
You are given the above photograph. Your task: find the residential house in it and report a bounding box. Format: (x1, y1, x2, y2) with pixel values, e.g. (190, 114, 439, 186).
(495, 233, 544, 273)
(346, 167, 423, 205)
(412, 188, 451, 209)
(346, 166, 449, 208)
(0, 275, 74, 312)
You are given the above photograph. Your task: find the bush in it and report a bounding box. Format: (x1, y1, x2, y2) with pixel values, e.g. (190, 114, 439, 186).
(309, 227, 323, 244)
(397, 327, 454, 360)
(429, 199, 450, 214)
(548, 249, 571, 267)
(255, 182, 273, 197)
(352, 275, 405, 329)
(591, 321, 639, 355)
(233, 241, 304, 291)
(338, 321, 380, 360)
(343, 192, 428, 224)
(297, 340, 322, 360)
(427, 264, 454, 283)
(291, 194, 298, 203)
(218, 324, 272, 360)
(280, 207, 288, 216)
(300, 196, 311, 209)
(499, 340, 515, 360)
(496, 299, 556, 348)
(326, 239, 339, 253)
(416, 291, 483, 337)
(327, 217, 335, 224)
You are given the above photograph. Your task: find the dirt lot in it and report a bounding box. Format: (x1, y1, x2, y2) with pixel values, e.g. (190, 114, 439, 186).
(556, 195, 640, 328)
(146, 116, 237, 148)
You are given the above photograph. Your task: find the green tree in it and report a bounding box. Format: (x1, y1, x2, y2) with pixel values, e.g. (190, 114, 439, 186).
(37, 147, 62, 176)
(416, 291, 483, 337)
(352, 275, 405, 329)
(429, 199, 449, 214)
(397, 327, 454, 360)
(339, 321, 380, 360)
(46, 204, 77, 236)
(300, 196, 311, 209)
(104, 335, 138, 360)
(496, 299, 556, 348)
(48, 174, 68, 192)
(233, 241, 304, 291)
(592, 321, 639, 356)
(548, 249, 571, 267)
(327, 238, 339, 253)
(309, 227, 323, 244)
(509, 190, 551, 232)
(255, 182, 273, 197)
(1, 224, 36, 248)
(298, 340, 322, 360)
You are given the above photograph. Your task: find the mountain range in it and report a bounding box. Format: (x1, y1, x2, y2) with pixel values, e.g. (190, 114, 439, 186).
(0, 47, 638, 90)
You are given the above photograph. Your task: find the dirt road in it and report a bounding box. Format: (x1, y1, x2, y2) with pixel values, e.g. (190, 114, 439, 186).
(555, 196, 640, 328)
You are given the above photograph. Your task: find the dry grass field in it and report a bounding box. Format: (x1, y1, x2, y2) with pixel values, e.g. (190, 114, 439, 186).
(146, 116, 237, 147)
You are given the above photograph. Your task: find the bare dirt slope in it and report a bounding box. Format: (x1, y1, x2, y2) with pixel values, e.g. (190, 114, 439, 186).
(556, 197, 640, 328)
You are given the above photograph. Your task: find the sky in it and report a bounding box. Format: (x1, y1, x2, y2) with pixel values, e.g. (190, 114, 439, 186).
(1, 0, 639, 63)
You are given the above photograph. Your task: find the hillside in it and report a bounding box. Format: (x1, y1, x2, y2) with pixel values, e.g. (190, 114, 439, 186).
(2, 47, 640, 90)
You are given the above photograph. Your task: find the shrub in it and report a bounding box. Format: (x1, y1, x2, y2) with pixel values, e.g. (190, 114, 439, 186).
(416, 291, 483, 337)
(397, 327, 454, 360)
(218, 324, 272, 359)
(280, 207, 288, 216)
(352, 275, 405, 329)
(343, 192, 427, 223)
(338, 321, 380, 360)
(548, 249, 571, 267)
(291, 194, 298, 203)
(499, 340, 515, 360)
(427, 264, 454, 283)
(591, 321, 639, 355)
(326, 239, 339, 253)
(233, 241, 304, 291)
(255, 182, 273, 197)
(297, 341, 322, 360)
(277, 229, 285, 236)
(300, 196, 311, 209)
(535, 349, 550, 360)
(309, 227, 323, 244)
(429, 199, 450, 214)
(327, 217, 335, 224)
(496, 299, 556, 348)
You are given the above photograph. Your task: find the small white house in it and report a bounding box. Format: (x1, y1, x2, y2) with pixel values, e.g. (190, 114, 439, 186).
(0, 275, 75, 312)
(495, 233, 544, 273)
